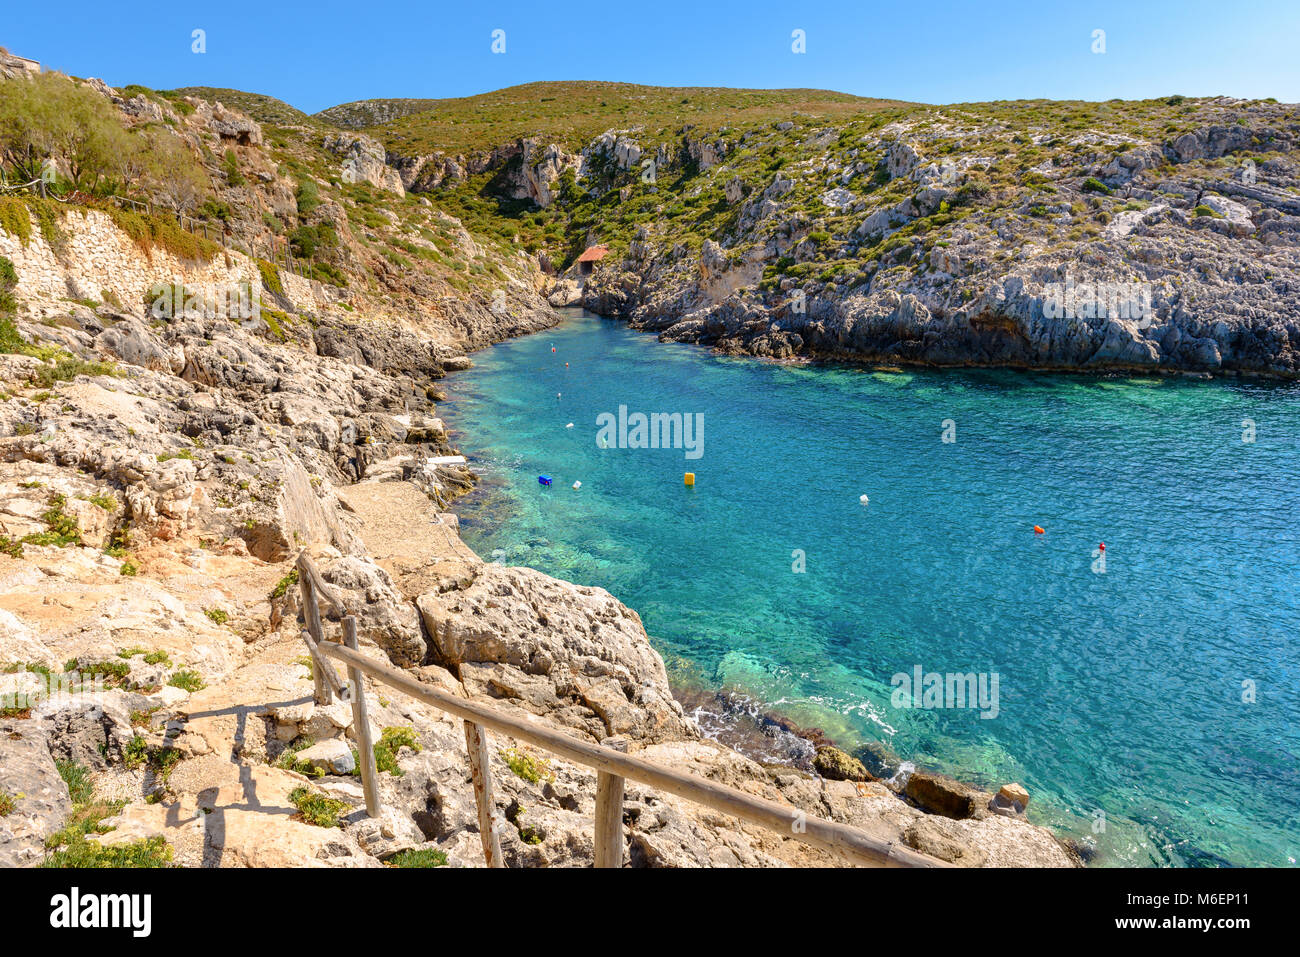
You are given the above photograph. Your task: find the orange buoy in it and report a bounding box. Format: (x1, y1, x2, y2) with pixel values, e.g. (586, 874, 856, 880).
(551, 346, 556, 353)
(1033, 525, 1045, 535)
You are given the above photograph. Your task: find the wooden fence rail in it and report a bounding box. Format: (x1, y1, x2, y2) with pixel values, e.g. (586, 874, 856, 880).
(294, 552, 945, 869)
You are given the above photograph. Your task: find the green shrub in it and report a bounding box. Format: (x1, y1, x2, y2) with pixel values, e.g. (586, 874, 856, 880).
(270, 569, 299, 600)
(0, 199, 32, 246)
(21, 493, 82, 547)
(1081, 177, 1113, 195)
(167, 669, 205, 692)
(197, 198, 232, 223)
(501, 747, 554, 785)
(104, 206, 220, 262)
(288, 786, 348, 827)
(0, 254, 17, 314)
(222, 149, 244, 187)
(123, 735, 150, 769)
(388, 847, 448, 868)
(204, 608, 228, 625)
(309, 261, 348, 287)
(257, 259, 284, 295)
(43, 791, 171, 867)
(276, 738, 325, 778)
(289, 222, 338, 259)
(44, 832, 171, 868)
(30, 356, 121, 389)
(954, 179, 991, 206)
(295, 179, 320, 215)
(374, 726, 421, 776)
(56, 760, 94, 804)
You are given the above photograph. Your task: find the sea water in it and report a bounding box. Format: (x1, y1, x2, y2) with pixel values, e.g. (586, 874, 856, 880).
(440, 310, 1300, 867)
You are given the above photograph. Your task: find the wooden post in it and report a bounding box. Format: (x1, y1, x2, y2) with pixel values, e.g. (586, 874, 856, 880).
(318, 641, 948, 868)
(594, 771, 625, 868)
(343, 617, 381, 818)
(300, 630, 344, 698)
(464, 721, 504, 868)
(298, 572, 331, 704)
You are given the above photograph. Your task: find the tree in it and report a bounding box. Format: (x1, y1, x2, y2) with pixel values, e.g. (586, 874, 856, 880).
(0, 71, 125, 190)
(147, 132, 207, 215)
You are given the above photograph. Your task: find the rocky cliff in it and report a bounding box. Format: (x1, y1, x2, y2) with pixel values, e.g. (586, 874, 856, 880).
(354, 89, 1300, 377)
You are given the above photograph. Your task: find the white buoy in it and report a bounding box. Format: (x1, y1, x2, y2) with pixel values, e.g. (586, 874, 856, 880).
(565, 422, 574, 429)
(557, 392, 562, 399)
(860, 494, 870, 505)
(572, 481, 582, 490)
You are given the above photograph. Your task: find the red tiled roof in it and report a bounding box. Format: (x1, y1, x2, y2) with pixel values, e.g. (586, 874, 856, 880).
(576, 245, 609, 263)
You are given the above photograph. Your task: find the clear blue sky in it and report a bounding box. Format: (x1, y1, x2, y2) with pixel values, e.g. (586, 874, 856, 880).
(4, 0, 1297, 114)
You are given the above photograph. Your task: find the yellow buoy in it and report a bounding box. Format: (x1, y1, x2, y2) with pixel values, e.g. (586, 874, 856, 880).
(684, 472, 695, 487)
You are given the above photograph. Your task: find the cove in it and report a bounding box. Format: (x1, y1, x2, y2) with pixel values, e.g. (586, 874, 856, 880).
(440, 310, 1300, 867)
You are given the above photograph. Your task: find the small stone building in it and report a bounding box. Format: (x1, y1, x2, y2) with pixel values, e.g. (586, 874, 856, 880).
(575, 245, 609, 276)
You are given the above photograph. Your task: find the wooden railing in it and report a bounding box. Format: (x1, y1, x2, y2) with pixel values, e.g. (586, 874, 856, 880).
(294, 552, 945, 869)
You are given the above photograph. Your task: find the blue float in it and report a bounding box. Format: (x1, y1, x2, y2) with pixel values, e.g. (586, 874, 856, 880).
(538, 475, 552, 486)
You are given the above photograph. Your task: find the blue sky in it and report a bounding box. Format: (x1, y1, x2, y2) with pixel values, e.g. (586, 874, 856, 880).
(4, 0, 1297, 113)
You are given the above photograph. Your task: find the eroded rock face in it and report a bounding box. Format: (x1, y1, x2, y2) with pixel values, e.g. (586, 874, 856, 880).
(394, 152, 466, 192)
(319, 553, 426, 667)
(193, 100, 263, 147)
(323, 133, 405, 195)
(0, 719, 73, 867)
(517, 140, 580, 208)
(416, 563, 695, 745)
(568, 108, 1300, 379)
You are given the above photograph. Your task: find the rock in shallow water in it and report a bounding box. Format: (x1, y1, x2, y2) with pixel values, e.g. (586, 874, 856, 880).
(812, 745, 872, 782)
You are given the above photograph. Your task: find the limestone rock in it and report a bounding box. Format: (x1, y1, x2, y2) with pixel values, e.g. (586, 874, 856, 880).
(812, 746, 871, 782)
(0, 719, 72, 867)
(903, 770, 992, 820)
(416, 563, 695, 745)
(320, 555, 426, 667)
(323, 133, 404, 195)
(297, 739, 356, 775)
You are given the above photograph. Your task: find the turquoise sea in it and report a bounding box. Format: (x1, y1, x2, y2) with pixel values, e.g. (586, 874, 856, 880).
(441, 310, 1300, 867)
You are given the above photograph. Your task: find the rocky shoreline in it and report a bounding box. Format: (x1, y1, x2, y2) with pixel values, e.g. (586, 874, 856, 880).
(0, 282, 1078, 868)
(435, 312, 1098, 865)
(480, 102, 1300, 380)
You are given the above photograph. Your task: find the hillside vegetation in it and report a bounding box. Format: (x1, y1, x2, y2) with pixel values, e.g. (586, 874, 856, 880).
(343, 81, 911, 153)
(304, 81, 1300, 375)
